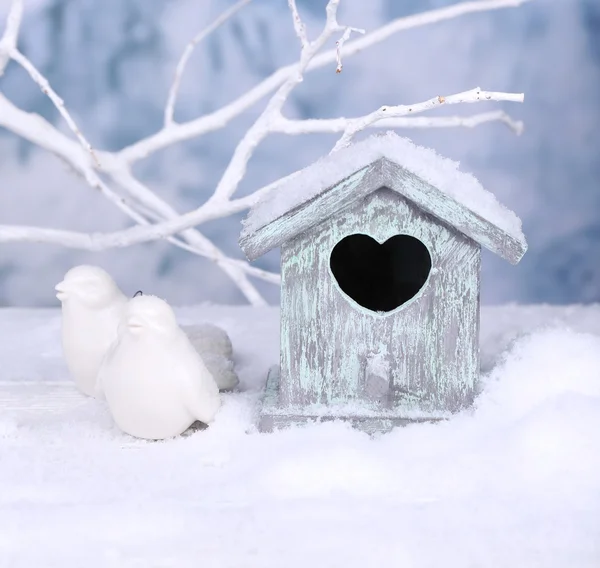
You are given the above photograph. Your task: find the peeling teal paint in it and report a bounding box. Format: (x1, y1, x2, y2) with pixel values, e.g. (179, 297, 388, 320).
(237, 156, 530, 432)
(280, 187, 481, 420)
(240, 158, 526, 265)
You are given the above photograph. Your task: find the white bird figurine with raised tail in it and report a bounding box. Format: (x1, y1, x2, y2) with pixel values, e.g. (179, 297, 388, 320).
(97, 295, 221, 439)
(55, 265, 238, 396)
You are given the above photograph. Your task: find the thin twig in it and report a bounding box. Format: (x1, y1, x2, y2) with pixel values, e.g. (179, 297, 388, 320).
(335, 26, 365, 73)
(288, 0, 308, 47)
(118, 0, 531, 163)
(332, 87, 525, 151)
(0, 85, 525, 250)
(164, 0, 252, 126)
(209, 0, 343, 203)
(0, 0, 23, 76)
(276, 110, 524, 135)
(0, 0, 529, 305)
(111, 167, 268, 305)
(11, 49, 101, 168)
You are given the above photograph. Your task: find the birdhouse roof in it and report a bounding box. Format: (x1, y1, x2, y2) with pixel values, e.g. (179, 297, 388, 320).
(239, 132, 527, 264)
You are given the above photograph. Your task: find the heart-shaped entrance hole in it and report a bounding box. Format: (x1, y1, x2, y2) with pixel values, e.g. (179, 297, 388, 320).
(330, 234, 432, 313)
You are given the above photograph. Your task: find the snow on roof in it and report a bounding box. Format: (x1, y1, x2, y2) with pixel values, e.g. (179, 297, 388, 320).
(242, 132, 524, 243)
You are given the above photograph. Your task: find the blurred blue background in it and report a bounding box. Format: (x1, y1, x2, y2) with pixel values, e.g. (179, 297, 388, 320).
(0, 0, 598, 307)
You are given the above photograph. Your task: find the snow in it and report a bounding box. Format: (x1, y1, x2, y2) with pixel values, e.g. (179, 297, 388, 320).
(243, 132, 525, 243)
(0, 303, 600, 567)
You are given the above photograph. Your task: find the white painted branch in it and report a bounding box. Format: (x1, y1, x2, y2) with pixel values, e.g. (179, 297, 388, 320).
(310, 0, 531, 73)
(168, 235, 280, 284)
(136, 89, 522, 240)
(0, 0, 528, 305)
(0, 88, 263, 237)
(0, 46, 267, 302)
(164, 0, 251, 127)
(206, 0, 343, 205)
(11, 49, 101, 168)
(0, 0, 22, 76)
(0, 198, 235, 248)
(0, 220, 274, 283)
(331, 87, 525, 151)
(110, 167, 268, 305)
(276, 110, 524, 135)
(0, 92, 88, 164)
(0, 87, 524, 254)
(0, 225, 98, 248)
(228, 259, 280, 285)
(0, 219, 279, 287)
(288, 0, 308, 48)
(0, 93, 148, 229)
(118, 0, 530, 163)
(335, 26, 365, 73)
(0, 90, 268, 304)
(85, 86, 526, 247)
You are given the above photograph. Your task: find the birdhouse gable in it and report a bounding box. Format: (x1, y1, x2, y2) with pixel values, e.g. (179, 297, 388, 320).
(240, 133, 527, 265)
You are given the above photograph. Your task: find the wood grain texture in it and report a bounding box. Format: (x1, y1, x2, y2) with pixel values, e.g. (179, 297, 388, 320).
(278, 187, 481, 420)
(258, 366, 443, 434)
(381, 160, 526, 265)
(240, 163, 379, 261)
(240, 158, 526, 265)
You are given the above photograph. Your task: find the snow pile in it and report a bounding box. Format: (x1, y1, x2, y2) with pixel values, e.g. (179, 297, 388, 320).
(477, 327, 600, 421)
(243, 131, 525, 242)
(0, 305, 599, 567)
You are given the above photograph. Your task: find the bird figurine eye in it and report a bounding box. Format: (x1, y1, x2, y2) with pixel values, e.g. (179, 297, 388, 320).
(133, 290, 143, 298)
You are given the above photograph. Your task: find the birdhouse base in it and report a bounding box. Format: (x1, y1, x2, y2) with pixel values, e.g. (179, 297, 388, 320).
(258, 366, 446, 435)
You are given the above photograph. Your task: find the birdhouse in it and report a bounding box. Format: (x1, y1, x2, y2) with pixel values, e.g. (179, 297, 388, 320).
(239, 132, 527, 433)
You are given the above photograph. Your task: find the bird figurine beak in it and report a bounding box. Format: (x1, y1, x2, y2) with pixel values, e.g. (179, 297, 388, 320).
(55, 281, 68, 301)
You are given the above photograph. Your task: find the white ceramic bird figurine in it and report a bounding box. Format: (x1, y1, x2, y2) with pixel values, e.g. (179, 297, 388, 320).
(55, 265, 238, 396)
(55, 265, 128, 396)
(97, 294, 221, 439)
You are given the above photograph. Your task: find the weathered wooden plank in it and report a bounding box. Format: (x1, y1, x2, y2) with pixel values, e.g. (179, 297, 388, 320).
(239, 157, 527, 265)
(279, 188, 481, 419)
(258, 366, 445, 434)
(381, 159, 527, 265)
(241, 152, 529, 434)
(240, 162, 383, 261)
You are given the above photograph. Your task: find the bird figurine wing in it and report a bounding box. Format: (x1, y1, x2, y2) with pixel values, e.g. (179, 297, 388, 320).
(174, 333, 221, 425)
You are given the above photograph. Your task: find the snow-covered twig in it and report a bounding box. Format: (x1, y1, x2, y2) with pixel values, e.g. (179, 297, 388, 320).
(0, 15, 269, 305)
(288, 0, 308, 47)
(0, 0, 22, 76)
(335, 26, 365, 73)
(0, 87, 525, 254)
(207, 0, 344, 204)
(0, 218, 280, 285)
(11, 49, 101, 168)
(0, 0, 529, 304)
(171, 236, 281, 285)
(332, 87, 525, 150)
(110, 168, 270, 305)
(312, 0, 531, 75)
(118, 0, 530, 164)
(277, 110, 524, 135)
(0, 90, 271, 304)
(164, 0, 252, 126)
